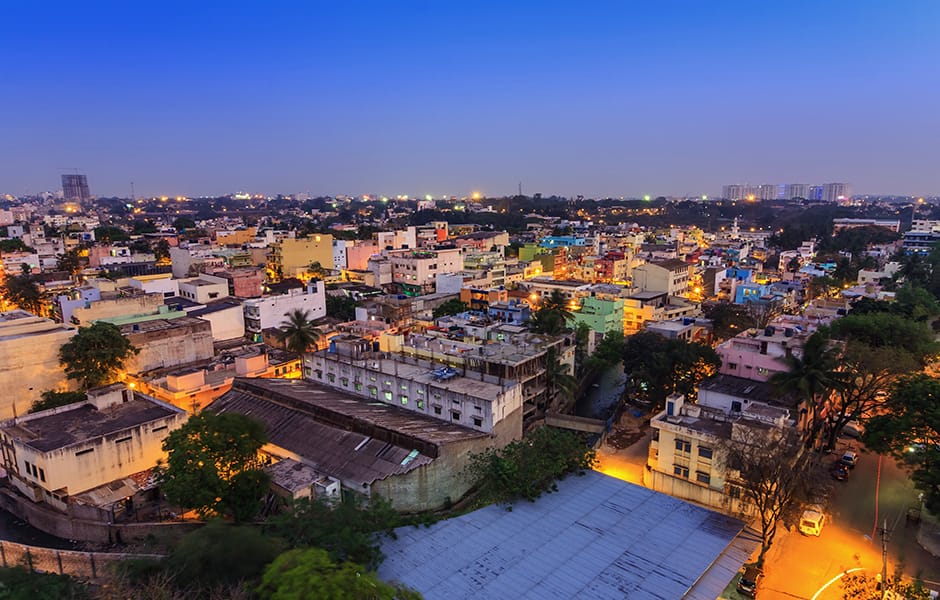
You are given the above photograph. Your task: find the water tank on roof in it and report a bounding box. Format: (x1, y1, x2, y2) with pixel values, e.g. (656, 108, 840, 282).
(784, 328, 794, 337)
(683, 317, 693, 326)
(764, 326, 776, 336)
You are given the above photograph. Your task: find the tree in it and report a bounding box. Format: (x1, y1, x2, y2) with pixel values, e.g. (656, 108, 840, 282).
(840, 571, 932, 600)
(256, 548, 421, 600)
(723, 427, 809, 566)
(863, 374, 940, 513)
(0, 566, 90, 600)
(0, 274, 44, 314)
(157, 412, 270, 521)
(464, 426, 596, 505)
(277, 308, 321, 360)
(56, 250, 82, 275)
(59, 322, 138, 389)
(622, 332, 720, 406)
(30, 390, 86, 413)
(431, 298, 468, 319)
(541, 289, 575, 321)
(743, 299, 782, 330)
(153, 239, 171, 262)
(306, 260, 326, 279)
(0, 238, 35, 253)
(768, 332, 844, 445)
(527, 290, 575, 336)
(827, 312, 938, 364)
(265, 494, 401, 569)
(544, 346, 577, 412)
(171, 216, 196, 231)
(325, 294, 357, 321)
(93, 225, 130, 243)
(702, 302, 752, 342)
(165, 520, 283, 589)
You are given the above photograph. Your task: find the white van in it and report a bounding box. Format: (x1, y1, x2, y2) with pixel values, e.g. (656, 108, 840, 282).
(800, 506, 826, 536)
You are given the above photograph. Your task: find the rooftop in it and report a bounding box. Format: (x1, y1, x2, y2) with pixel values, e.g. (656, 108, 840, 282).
(2, 395, 181, 453)
(699, 374, 799, 408)
(378, 471, 754, 600)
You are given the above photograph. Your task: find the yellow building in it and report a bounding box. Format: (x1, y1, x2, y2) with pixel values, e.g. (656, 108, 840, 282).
(267, 234, 335, 281)
(215, 227, 257, 247)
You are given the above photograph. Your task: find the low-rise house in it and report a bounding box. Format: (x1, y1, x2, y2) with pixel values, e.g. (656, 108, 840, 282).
(0, 384, 186, 512)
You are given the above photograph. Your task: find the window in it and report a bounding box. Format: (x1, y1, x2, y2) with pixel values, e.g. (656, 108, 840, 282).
(327, 373, 335, 383)
(473, 417, 483, 427)
(433, 406, 442, 415)
(698, 446, 713, 460)
(731, 401, 742, 413)
(728, 362, 738, 370)
(341, 377, 349, 387)
(400, 395, 408, 405)
(75, 448, 95, 457)
(24, 460, 31, 474)
(417, 400, 424, 409)
(675, 439, 691, 454)
(728, 485, 741, 499)
(38, 468, 45, 483)
(152, 425, 168, 433)
(696, 471, 711, 485)
(673, 465, 689, 479)
(401, 384, 408, 391)
(417, 389, 424, 395)
(369, 386, 377, 398)
(355, 383, 363, 392)
(114, 436, 133, 444)
(384, 380, 392, 386)
(384, 391, 393, 401)
(451, 411, 461, 421)
(474, 405, 482, 413)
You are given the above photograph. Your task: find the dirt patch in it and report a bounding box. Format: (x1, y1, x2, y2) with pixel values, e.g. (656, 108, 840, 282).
(605, 409, 651, 450)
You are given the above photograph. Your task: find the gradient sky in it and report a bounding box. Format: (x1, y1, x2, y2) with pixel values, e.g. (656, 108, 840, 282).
(2, 1, 938, 199)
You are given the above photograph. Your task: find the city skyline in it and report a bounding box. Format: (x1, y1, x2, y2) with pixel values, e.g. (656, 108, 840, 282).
(2, 1, 939, 198)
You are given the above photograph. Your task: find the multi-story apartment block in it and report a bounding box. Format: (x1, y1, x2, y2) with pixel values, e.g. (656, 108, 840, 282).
(389, 248, 462, 295)
(266, 234, 335, 281)
(308, 336, 523, 444)
(632, 259, 692, 296)
(243, 280, 326, 340)
(715, 325, 804, 382)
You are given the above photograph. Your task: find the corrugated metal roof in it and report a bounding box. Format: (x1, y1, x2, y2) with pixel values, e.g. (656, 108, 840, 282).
(379, 471, 750, 600)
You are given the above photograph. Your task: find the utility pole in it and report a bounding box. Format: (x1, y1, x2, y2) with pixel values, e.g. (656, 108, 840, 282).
(880, 518, 889, 599)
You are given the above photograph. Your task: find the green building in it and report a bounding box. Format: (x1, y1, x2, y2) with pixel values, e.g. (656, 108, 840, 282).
(567, 296, 624, 335)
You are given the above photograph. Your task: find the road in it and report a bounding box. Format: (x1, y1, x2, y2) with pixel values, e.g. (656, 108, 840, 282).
(760, 440, 940, 599)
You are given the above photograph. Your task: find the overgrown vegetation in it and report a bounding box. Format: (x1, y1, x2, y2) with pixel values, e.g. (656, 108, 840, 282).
(622, 331, 720, 406)
(59, 322, 138, 389)
(30, 390, 86, 413)
(464, 426, 596, 505)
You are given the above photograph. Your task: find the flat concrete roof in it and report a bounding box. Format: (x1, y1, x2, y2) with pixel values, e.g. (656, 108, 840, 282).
(379, 471, 752, 599)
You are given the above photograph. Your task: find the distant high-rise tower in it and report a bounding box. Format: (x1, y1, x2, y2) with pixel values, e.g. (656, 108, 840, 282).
(784, 183, 810, 200)
(61, 174, 90, 203)
(822, 182, 850, 203)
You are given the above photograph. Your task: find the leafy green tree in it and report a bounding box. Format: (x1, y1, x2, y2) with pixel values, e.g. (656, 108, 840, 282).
(544, 346, 578, 412)
(165, 520, 283, 589)
(157, 412, 270, 521)
(171, 216, 196, 231)
(622, 331, 720, 406)
(863, 374, 940, 513)
(325, 294, 358, 321)
(277, 308, 321, 360)
(93, 225, 130, 243)
(541, 289, 575, 321)
(702, 302, 753, 342)
(256, 548, 421, 600)
(59, 322, 138, 389)
(153, 239, 171, 262)
(0, 566, 90, 600)
(769, 332, 844, 445)
(55, 250, 82, 275)
(464, 426, 596, 504)
(306, 260, 326, 279)
(431, 298, 468, 319)
(30, 390, 86, 413)
(0, 238, 35, 253)
(265, 494, 401, 569)
(827, 312, 938, 364)
(0, 274, 45, 314)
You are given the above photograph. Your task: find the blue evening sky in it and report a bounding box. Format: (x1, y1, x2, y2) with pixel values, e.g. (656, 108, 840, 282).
(1, 1, 938, 198)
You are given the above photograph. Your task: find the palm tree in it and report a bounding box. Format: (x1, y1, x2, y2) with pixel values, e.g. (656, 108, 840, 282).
(277, 309, 321, 371)
(769, 332, 844, 447)
(544, 346, 578, 413)
(541, 290, 575, 322)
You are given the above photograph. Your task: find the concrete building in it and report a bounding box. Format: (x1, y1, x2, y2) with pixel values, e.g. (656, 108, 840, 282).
(832, 218, 900, 232)
(632, 259, 691, 296)
(243, 280, 326, 342)
(0, 311, 77, 419)
(822, 182, 850, 203)
(0, 384, 186, 512)
(210, 267, 264, 298)
(127, 273, 179, 299)
(177, 274, 230, 304)
(568, 296, 624, 336)
(61, 174, 90, 204)
(70, 293, 166, 327)
(121, 317, 215, 373)
(309, 336, 523, 443)
(388, 248, 463, 296)
(210, 377, 498, 511)
(187, 298, 245, 341)
(169, 245, 226, 278)
(715, 326, 803, 382)
(266, 234, 335, 281)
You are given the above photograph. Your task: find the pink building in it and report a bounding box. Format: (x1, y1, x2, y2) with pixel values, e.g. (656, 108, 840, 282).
(212, 268, 264, 298)
(345, 241, 381, 271)
(715, 325, 805, 382)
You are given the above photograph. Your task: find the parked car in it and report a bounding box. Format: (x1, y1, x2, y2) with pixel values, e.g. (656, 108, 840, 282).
(736, 565, 764, 597)
(800, 506, 826, 536)
(842, 420, 864, 438)
(841, 450, 859, 469)
(831, 462, 850, 481)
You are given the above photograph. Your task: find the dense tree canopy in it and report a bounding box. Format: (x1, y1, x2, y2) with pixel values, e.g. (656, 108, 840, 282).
(464, 426, 596, 504)
(277, 308, 321, 359)
(30, 390, 86, 413)
(165, 520, 283, 589)
(622, 331, 720, 406)
(863, 374, 940, 513)
(0, 274, 44, 314)
(325, 293, 358, 321)
(256, 548, 421, 600)
(58, 322, 138, 388)
(431, 298, 468, 319)
(158, 412, 270, 522)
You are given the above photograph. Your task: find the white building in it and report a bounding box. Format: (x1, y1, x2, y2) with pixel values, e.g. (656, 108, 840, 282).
(388, 247, 462, 294)
(177, 273, 230, 304)
(243, 280, 326, 340)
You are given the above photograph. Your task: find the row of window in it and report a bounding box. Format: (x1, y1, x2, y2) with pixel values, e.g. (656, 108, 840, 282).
(23, 460, 45, 483)
(672, 465, 711, 485)
(674, 439, 712, 459)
